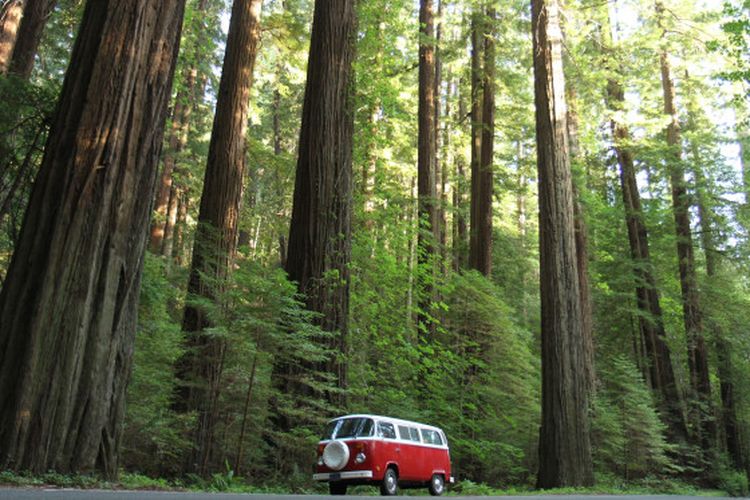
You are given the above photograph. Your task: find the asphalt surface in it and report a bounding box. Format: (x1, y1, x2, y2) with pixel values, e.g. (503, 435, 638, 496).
(0, 492, 736, 500)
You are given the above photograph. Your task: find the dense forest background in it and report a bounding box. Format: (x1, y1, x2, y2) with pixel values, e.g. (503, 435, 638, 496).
(0, 0, 749, 494)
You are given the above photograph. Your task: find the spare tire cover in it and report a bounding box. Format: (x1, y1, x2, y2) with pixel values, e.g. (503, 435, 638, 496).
(323, 440, 350, 471)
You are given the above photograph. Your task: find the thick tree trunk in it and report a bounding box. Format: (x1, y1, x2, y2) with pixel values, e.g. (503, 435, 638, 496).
(658, 38, 714, 453)
(566, 88, 595, 396)
(453, 80, 468, 271)
(532, 0, 594, 488)
(0, 0, 184, 477)
(418, 0, 437, 254)
(417, 0, 438, 337)
(472, 7, 494, 276)
(606, 74, 688, 442)
(0, 0, 24, 74)
(283, 0, 355, 402)
(469, 10, 482, 270)
(176, 0, 263, 475)
(7, 0, 56, 78)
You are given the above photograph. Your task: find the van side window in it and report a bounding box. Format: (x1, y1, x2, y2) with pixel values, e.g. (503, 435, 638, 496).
(378, 422, 397, 439)
(421, 428, 443, 445)
(398, 425, 421, 442)
(409, 427, 421, 442)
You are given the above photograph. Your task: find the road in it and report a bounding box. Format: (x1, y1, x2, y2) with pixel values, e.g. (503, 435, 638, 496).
(0, 491, 735, 500)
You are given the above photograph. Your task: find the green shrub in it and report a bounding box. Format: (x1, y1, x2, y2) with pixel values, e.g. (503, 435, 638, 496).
(717, 468, 749, 497)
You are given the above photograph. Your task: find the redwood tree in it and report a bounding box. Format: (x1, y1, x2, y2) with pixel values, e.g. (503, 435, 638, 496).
(417, 0, 438, 337)
(657, 1, 714, 453)
(532, 0, 594, 487)
(6, 0, 57, 78)
(600, 6, 687, 441)
(176, 0, 263, 475)
(470, 7, 495, 276)
(0, 0, 24, 74)
(0, 0, 185, 477)
(284, 0, 356, 398)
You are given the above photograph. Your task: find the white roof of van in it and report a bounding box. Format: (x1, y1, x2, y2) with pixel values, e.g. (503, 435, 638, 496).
(328, 414, 444, 433)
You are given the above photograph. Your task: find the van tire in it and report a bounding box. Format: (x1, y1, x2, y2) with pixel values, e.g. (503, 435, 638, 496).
(380, 467, 398, 496)
(329, 482, 347, 495)
(428, 474, 445, 496)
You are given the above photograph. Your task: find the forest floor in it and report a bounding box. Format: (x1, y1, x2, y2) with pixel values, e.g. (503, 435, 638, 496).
(0, 471, 735, 497)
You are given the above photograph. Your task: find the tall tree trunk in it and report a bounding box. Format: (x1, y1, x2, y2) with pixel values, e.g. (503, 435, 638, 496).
(469, 9, 482, 270)
(151, 0, 212, 256)
(657, 7, 714, 454)
(282, 0, 355, 404)
(606, 74, 688, 442)
(0, 0, 184, 477)
(176, 0, 263, 475)
(566, 87, 595, 396)
(150, 88, 191, 254)
(532, 0, 594, 487)
(417, 0, 438, 336)
(453, 79, 468, 271)
(603, 5, 688, 442)
(6, 0, 56, 78)
(172, 189, 188, 265)
(472, 7, 494, 276)
(0, 0, 24, 74)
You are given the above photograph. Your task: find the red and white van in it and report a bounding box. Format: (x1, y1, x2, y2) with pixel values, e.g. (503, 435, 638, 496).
(313, 414, 453, 496)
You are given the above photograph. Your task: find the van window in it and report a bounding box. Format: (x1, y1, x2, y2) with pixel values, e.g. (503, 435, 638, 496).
(322, 417, 374, 440)
(421, 428, 443, 445)
(398, 425, 421, 442)
(377, 421, 397, 439)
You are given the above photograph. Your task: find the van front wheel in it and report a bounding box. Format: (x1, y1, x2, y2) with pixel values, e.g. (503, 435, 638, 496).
(380, 467, 398, 496)
(428, 474, 445, 496)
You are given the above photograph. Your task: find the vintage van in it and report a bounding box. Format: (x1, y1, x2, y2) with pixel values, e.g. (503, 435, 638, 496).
(313, 414, 453, 496)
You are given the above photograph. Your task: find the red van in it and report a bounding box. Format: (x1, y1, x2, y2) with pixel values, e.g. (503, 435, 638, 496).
(313, 414, 453, 496)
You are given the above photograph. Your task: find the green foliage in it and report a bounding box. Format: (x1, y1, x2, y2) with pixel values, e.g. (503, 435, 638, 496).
(123, 255, 191, 475)
(592, 356, 678, 479)
(716, 465, 750, 497)
(178, 249, 338, 482)
(0, 75, 58, 279)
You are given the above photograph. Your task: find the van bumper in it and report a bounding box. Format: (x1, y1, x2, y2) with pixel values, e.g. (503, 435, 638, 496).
(313, 470, 374, 481)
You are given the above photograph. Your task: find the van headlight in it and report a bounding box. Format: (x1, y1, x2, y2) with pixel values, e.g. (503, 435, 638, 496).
(355, 452, 366, 464)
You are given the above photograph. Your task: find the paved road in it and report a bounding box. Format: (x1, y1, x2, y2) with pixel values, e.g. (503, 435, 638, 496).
(0, 491, 735, 500)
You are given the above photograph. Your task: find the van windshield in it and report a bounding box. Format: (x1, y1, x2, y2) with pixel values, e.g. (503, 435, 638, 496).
(322, 417, 375, 440)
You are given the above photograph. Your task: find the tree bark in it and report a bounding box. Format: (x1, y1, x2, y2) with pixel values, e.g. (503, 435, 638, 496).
(453, 79, 468, 271)
(417, 0, 438, 337)
(566, 87, 595, 396)
(0, 0, 24, 74)
(176, 0, 263, 475)
(532, 0, 594, 487)
(283, 0, 355, 402)
(472, 7, 494, 276)
(0, 0, 184, 477)
(7, 0, 56, 78)
(657, 9, 714, 453)
(469, 10, 482, 270)
(418, 0, 438, 254)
